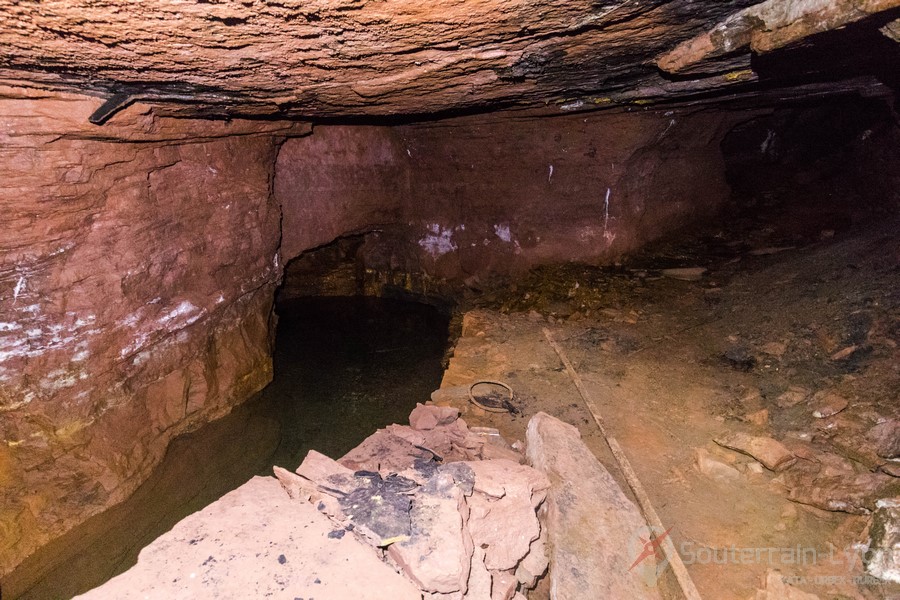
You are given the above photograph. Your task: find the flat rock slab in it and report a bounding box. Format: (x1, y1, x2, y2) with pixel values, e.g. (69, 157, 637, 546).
(410, 402, 462, 430)
(342, 419, 484, 473)
(695, 447, 741, 482)
(810, 391, 848, 419)
(339, 473, 416, 542)
(296, 449, 358, 493)
(869, 420, 900, 458)
(755, 569, 821, 599)
(660, 267, 707, 281)
(525, 412, 662, 600)
(465, 459, 549, 571)
(388, 471, 473, 594)
(786, 473, 900, 515)
(75, 476, 421, 600)
(715, 432, 796, 471)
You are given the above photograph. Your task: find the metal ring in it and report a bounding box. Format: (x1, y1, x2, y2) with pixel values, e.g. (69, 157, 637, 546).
(468, 380, 514, 413)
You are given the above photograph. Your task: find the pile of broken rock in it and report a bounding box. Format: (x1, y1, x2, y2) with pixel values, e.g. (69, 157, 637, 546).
(274, 403, 550, 600)
(78, 403, 662, 599)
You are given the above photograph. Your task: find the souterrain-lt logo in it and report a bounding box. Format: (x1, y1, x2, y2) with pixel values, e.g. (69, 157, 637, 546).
(628, 525, 673, 587)
(626, 525, 892, 591)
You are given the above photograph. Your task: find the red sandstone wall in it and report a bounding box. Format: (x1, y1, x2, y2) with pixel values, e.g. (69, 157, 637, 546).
(277, 109, 739, 281)
(277, 126, 408, 259)
(0, 87, 306, 576)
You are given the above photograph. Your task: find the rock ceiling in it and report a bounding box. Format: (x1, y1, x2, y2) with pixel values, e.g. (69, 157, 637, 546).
(0, 0, 898, 120)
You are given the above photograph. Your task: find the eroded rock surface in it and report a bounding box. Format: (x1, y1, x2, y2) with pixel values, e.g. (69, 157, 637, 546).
(0, 87, 306, 576)
(277, 109, 741, 286)
(2, 0, 895, 118)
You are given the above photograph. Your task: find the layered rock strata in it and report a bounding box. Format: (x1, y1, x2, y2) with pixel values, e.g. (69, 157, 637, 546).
(0, 87, 307, 576)
(277, 109, 741, 285)
(1, 0, 895, 117)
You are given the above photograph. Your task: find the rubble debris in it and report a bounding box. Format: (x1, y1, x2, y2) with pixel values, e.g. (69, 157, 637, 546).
(388, 471, 472, 594)
(279, 406, 549, 599)
(341, 427, 437, 473)
(341, 406, 524, 478)
(526, 412, 663, 599)
(514, 526, 549, 589)
(411, 403, 462, 430)
(467, 547, 494, 599)
(660, 267, 707, 281)
(715, 432, 796, 471)
(786, 473, 900, 514)
(754, 569, 821, 599)
(776, 386, 810, 408)
(465, 459, 549, 571)
(746, 462, 765, 475)
(695, 448, 741, 482)
(881, 463, 900, 478)
(759, 341, 787, 356)
(810, 391, 848, 419)
(868, 420, 900, 459)
(491, 569, 518, 600)
(471, 427, 526, 464)
(830, 345, 859, 361)
(743, 408, 769, 427)
(722, 344, 757, 371)
(865, 498, 900, 583)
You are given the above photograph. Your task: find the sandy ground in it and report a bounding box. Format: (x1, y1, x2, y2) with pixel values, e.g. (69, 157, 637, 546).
(439, 214, 900, 599)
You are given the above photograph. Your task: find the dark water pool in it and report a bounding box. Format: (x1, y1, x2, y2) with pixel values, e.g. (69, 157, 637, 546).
(5, 296, 450, 599)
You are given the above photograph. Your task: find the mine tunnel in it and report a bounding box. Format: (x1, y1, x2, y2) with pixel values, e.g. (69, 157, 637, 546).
(1, 2, 899, 599)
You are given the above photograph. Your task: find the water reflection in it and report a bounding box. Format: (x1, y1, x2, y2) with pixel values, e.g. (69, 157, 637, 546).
(6, 297, 449, 599)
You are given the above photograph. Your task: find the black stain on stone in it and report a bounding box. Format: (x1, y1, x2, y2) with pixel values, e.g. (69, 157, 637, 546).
(497, 50, 567, 82)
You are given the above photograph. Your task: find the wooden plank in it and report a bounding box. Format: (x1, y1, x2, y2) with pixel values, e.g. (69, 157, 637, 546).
(543, 327, 704, 600)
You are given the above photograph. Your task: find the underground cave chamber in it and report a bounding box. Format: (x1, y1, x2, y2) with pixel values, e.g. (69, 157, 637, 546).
(1, 2, 900, 599)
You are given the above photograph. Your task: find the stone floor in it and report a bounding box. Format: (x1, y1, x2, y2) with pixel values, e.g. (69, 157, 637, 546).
(56, 212, 900, 600)
(436, 214, 900, 599)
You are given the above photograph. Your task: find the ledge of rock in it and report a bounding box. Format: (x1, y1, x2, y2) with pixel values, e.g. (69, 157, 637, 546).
(1, 0, 896, 118)
(74, 476, 424, 600)
(658, 0, 900, 74)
